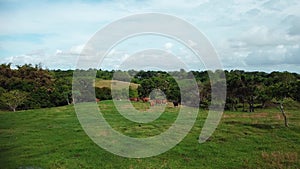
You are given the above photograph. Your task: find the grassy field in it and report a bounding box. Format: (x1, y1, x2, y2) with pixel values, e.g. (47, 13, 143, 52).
(94, 79, 139, 90)
(0, 100, 299, 168)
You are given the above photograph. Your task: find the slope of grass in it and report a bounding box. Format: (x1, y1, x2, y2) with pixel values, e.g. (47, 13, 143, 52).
(0, 101, 299, 168)
(94, 79, 139, 90)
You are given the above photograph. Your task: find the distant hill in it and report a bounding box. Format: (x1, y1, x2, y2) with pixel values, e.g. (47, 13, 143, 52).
(94, 79, 139, 90)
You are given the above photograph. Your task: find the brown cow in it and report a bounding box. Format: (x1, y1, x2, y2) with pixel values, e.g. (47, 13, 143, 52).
(142, 97, 150, 102)
(150, 100, 155, 106)
(155, 99, 162, 105)
(129, 98, 138, 102)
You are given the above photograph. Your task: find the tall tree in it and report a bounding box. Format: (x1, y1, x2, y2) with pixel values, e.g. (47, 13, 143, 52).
(226, 71, 242, 111)
(269, 71, 295, 127)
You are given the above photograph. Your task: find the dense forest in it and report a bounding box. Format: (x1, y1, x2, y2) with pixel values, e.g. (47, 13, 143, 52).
(0, 63, 299, 114)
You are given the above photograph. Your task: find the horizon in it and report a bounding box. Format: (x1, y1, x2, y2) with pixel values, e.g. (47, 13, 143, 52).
(3, 63, 300, 74)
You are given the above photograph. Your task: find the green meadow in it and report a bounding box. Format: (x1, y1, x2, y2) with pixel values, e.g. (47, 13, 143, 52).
(94, 79, 139, 90)
(0, 100, 299, 169)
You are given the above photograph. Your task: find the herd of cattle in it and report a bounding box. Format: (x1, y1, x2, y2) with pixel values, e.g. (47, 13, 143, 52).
(95, 97, 179, 107)
(129, 97, 179, 107)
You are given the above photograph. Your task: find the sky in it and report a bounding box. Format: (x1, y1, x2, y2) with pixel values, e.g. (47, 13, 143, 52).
(0, 0, 300, 73)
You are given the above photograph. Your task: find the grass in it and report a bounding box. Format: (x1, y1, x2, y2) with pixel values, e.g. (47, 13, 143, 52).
(0, 100, 299, 168)
(94, 79, 139, 90)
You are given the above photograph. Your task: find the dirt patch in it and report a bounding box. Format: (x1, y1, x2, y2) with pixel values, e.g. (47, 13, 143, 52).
(261, 151, 298, 169)
(274, 113, 282, 120)
(223, 112, 269, 119)
(242, 112, 269, 118)
(222, 114, 234, 118)
(223, 112, 287, 121)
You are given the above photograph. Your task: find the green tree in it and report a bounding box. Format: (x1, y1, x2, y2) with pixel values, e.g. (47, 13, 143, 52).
(269, 72, 295, 127)
(95, 87, 112, 100)
(226, 71, 242, 111)
(129, 86, 138, 98)
(138, 79, 155, 98)
(0, 90, 28, 112)
(257, 85, 271, 108)
(291, 80, 300, 102)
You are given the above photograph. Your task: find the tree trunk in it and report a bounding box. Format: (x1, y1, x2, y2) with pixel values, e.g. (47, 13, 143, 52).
(242, 97, 246, 112)
(248, 97, 255, 112)
(261, 101, 266, 109)
(232, 102, 237, 111)
(9, 105, 16, 112)
(248, 102, 254, 112)
(279, 102, 288, 127)
(233, 99, 237, 111)
(66, 97, 70, 105)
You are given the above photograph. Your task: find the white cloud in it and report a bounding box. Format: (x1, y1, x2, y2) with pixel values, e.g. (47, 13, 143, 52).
(1, 0, 300, 72)
(164, 42, 173, 50)
(245, 44, 300, 66)
(69, 44, 84, 55)
(239, 26, 288, 46)
(55, 49, 63, 55)
(187, 40, 197, 48)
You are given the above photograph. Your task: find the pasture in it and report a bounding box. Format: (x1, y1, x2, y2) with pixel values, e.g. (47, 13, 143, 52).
(0, 100, 299, 168)
(94, 79, 139, 90)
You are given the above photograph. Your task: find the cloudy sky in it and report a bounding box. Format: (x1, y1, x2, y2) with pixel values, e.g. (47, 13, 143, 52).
(0, 0, 300, 72)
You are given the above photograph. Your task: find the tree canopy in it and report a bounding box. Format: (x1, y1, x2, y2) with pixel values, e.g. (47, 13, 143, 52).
(0, 64, 299, 115)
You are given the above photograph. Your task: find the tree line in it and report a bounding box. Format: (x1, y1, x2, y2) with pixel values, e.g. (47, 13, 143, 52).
(0, 64, 72, 111)
(0, 64, 299, 115)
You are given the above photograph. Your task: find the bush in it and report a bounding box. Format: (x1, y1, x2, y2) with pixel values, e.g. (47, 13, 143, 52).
(95, 87, 112, 100)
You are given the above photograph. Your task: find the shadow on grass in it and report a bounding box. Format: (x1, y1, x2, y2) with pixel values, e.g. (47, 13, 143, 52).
(224, 121, 282, 129)
(244, 123, 281, 129)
